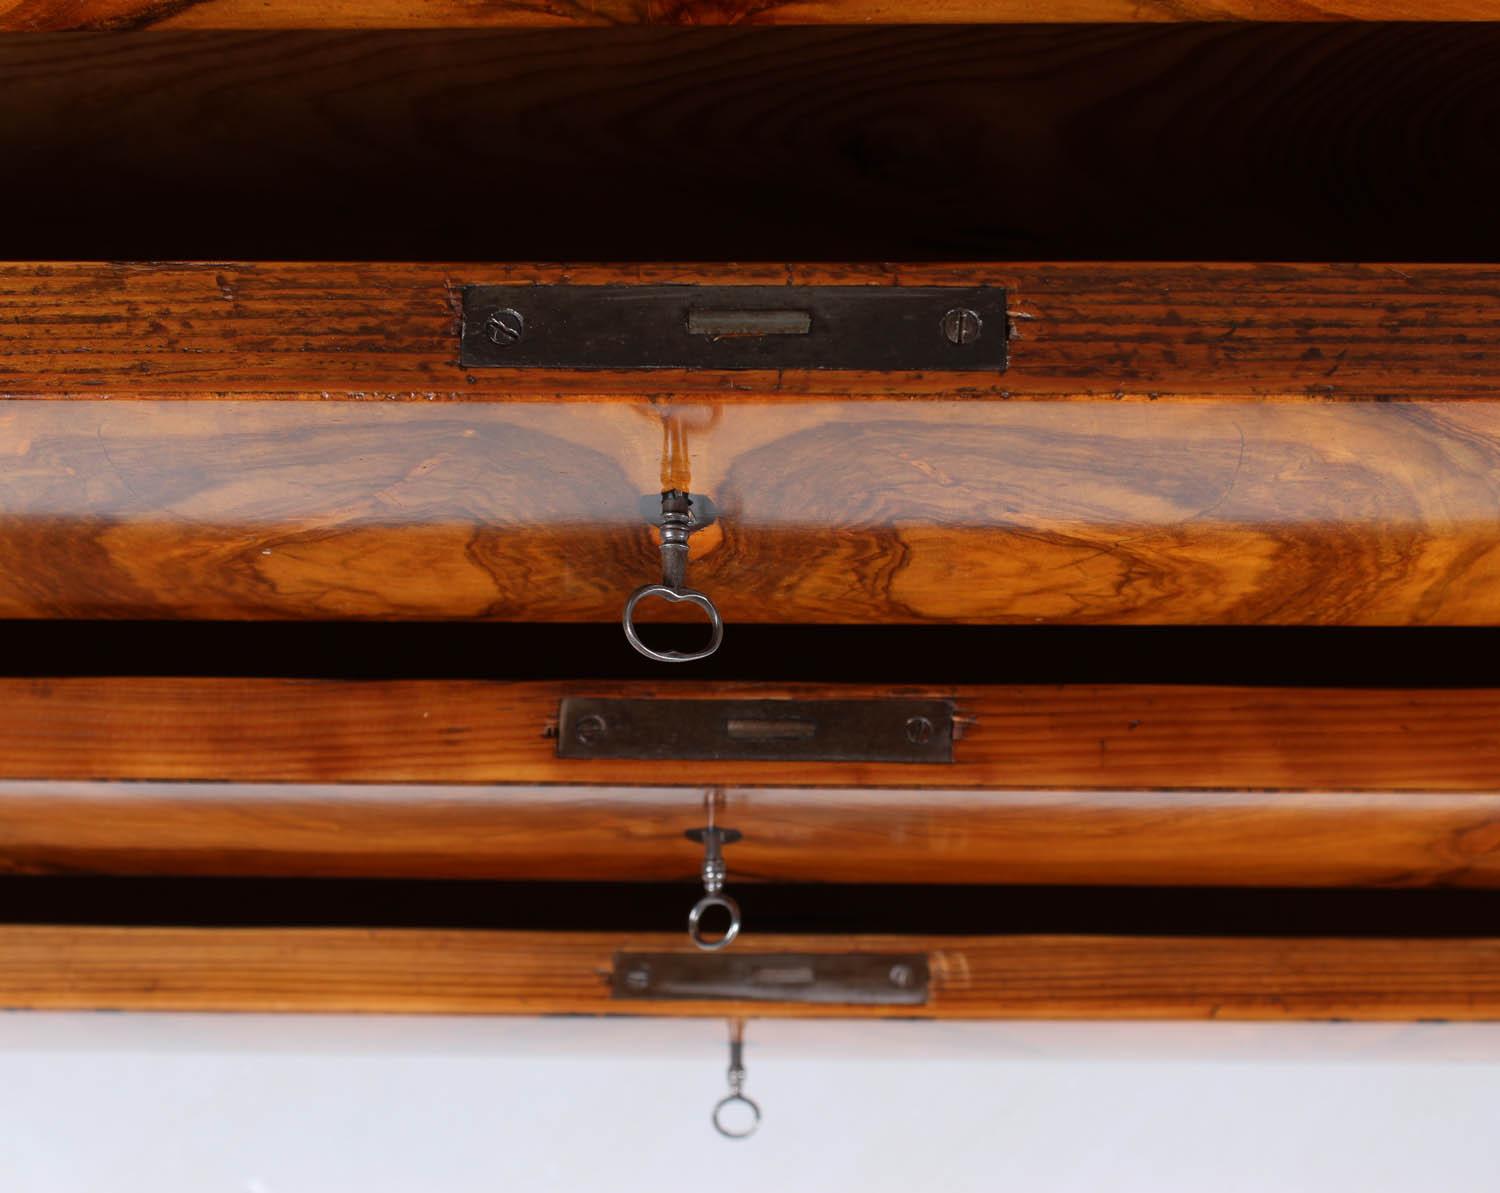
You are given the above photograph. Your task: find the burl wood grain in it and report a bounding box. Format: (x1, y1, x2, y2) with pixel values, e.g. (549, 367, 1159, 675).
(2, 0, 1497, 30)
(6, 927, 1500, 1020)
(2, 680, 1500, 887)
(0, 395, 1496, 621)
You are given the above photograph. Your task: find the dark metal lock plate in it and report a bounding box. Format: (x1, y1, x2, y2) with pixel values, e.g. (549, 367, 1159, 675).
(612, 952, 930, 1005)
(460, 284, 1007, 371)
(557, 697, 955, 763)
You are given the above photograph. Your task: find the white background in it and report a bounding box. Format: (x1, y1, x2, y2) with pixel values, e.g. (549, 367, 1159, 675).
(3, 1015, 1499, 1192)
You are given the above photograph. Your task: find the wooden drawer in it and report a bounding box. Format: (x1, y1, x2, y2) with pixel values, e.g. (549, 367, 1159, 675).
(2, 19, 1499, 1023)
(3, 262, 1500, 626)
(0, 677, 1496, 888)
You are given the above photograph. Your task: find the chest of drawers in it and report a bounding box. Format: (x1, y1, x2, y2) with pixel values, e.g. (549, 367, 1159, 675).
(1, 16, 1499, 1024)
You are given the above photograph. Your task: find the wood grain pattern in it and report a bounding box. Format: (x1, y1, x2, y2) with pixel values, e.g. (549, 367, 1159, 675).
(1, 678, 1497, 791)
(10, 781, 1500, 888)
(6, 262, 1500, 400)
(2, 680, 1500, 886)
(6, 927, 1500, 1020)
(4, 28, 1499, 263)
(0, 389, 1496, 621)
(6, 262, 1500, 627)
(4, 0, 1499, 31)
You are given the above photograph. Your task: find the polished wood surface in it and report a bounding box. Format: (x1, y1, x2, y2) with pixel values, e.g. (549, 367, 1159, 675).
(6, 261, 1500, 399)
(5, 29, 1499, 263)
(0, 679, 1496, 789)
(6, 927, 1500, 1020)
(5, 260, 1500, 624)
(0, 395, 1495, 622)
(3, 0, 1497, 31)
(2, 680, 1499, 886)
(10, 781, 1500, 888)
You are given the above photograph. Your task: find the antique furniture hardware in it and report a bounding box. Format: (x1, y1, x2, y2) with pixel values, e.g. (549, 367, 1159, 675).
(622, 490, 723, 664)
(686, 309, 811, 337)
(557, 696, 956, 762)
(11, 264, 1500, 628)
(460, 285, 1007, 371)
(713, 1020, 759, 1141)
(686, 809, 742, 951)
(610, 952, 931, 1005)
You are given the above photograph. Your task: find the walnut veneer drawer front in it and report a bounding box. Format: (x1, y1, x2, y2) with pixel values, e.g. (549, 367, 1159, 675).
(1, 262, 1498, 625)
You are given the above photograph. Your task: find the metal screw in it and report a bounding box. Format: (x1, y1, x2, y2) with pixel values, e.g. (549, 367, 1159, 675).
(484, 308, 525, 347)
(575, 714, 608, 744)
(904, 716, 934, 745)
(941, 307, 982, 346)
(625, 965, 652, 991)
(889, 963, 916, 989)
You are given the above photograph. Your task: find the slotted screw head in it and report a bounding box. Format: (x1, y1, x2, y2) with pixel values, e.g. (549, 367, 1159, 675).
(941, 307, 982, 346)
(485, 308, 525, 347)
(905, 716, 934, 745)
(889, 963, 916, 989)
(575, 714, 608, 744)
(625, 965, 652, 991)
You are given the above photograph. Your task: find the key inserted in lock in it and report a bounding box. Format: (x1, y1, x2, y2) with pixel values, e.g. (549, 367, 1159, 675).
(686, 820, 742, 951)
(622, 490, 723, 664)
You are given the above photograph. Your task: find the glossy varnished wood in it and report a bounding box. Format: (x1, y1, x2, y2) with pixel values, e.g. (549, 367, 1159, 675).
(11, 781, 1500, 887)
(5, 927, 1500, 1020)
(2, 680, 1500, 886)
(0, 397, 1495, 621)
(3, 0, 1498, 31)
(5, 260, 1500, 624)
(4, 28, 1500, 262)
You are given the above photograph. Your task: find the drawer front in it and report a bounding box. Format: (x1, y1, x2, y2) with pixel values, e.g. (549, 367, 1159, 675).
(3, 263, 1500, 624)
(1, 678, 1498, 888)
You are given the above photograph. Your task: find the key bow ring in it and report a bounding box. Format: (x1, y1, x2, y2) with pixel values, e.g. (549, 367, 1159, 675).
(622, 490, 723, 664)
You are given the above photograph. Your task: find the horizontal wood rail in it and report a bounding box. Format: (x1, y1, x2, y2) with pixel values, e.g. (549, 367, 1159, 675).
(5, 262, 1499, 401)
(7, 781, 1500, 887)
(5, 927, 1500, 1020)
(2, 680, 1499, 886)
(1, 679, 1496, 789)
(1, 0, 1494, 30)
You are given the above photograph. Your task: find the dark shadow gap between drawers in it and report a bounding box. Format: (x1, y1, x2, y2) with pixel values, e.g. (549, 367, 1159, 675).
(8, 877, 1500, 938)
(8, 622, 1500, 686)
(1, 24, 1498, 262)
